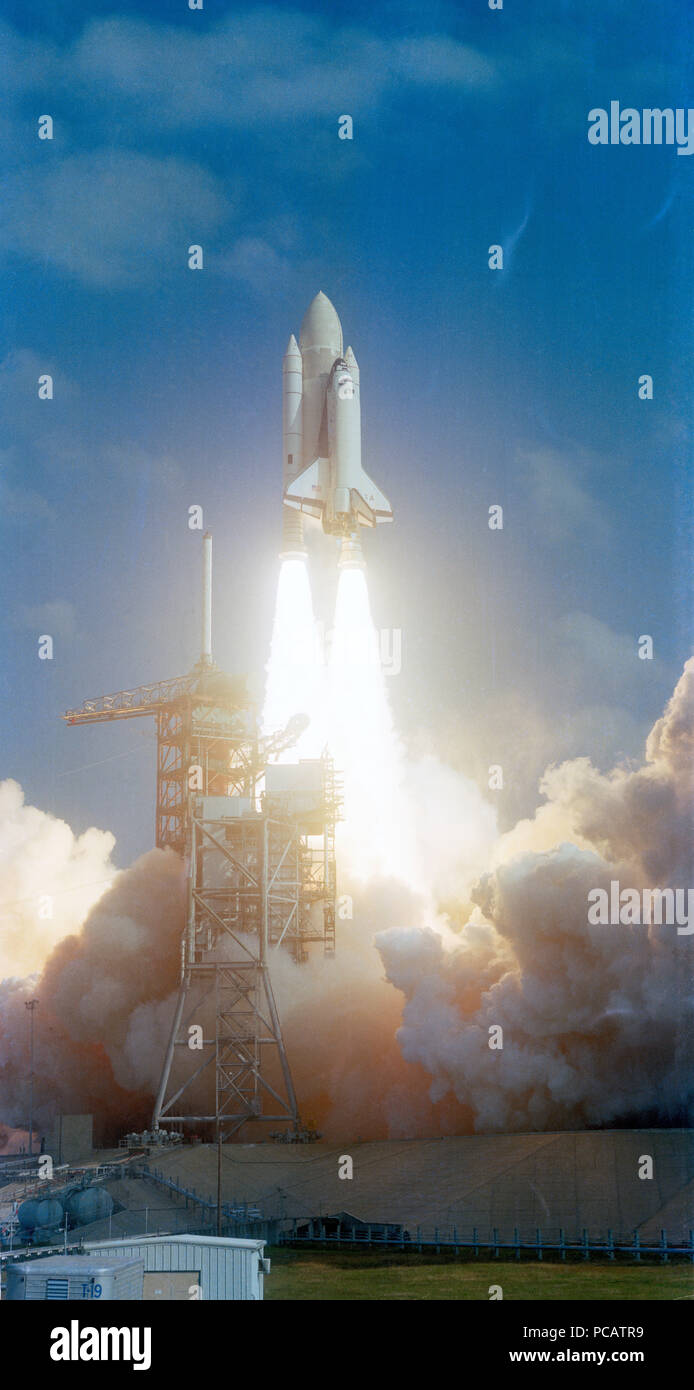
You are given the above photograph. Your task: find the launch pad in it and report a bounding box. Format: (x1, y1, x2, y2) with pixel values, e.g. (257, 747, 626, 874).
(63, 535, 340, 1142)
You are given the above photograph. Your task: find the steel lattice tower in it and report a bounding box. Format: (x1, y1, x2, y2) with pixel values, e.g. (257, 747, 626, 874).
(63, 534, 339, 1141)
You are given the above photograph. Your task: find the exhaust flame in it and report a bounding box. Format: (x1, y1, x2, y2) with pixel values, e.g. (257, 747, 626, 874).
(263, 556, 326, 759)
(327, 564, 419, 886)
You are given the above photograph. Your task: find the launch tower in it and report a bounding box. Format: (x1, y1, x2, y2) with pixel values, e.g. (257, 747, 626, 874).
(63, 535, 339, 1140)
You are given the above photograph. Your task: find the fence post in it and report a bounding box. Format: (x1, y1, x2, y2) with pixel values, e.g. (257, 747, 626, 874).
(536, 1228, 542, 1262)
(493, 1228, 499, 1258)
(559, 1228, 565, 1262)
(514, 1227, 520, 1262)
(582, 1229, 589, 1261)
(368, 1224, 372, 1248)
(633, 1228, 640, 1263)
(690, 1230, 693, 1265)
(661, 1229, 668, 1265)
(607, 1229, 614, 1261)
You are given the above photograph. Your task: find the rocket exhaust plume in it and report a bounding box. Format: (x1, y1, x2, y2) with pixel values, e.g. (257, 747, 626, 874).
(263, 555, 326, 760)
(328, 562, 419, 886)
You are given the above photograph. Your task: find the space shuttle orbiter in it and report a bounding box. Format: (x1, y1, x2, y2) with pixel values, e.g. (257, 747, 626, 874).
(282, 292, 393, 557)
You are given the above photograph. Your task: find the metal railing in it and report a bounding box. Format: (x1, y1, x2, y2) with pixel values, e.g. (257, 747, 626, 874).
(134, 1164, 263, 1225)
(279, 1221, 694, 1264)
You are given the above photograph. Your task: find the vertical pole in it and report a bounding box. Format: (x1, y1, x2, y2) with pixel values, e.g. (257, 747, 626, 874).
(261, 815, 269, 966)
(25, 999, 39, 1157)
(261, 817, 299, 1130)
(202, 532, 212, 664)
(216, 1127, 223, 1236)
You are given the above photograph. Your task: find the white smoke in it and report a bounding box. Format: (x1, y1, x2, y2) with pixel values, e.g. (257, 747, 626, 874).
(2, 652, 692, 1142)
(377, 658, 694, 1132)
(0, 779, 117, 978)
(0, 800, 184, 1136)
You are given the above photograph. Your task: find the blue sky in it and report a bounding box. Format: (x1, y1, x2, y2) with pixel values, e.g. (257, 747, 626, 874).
(2, 0, 692, 863)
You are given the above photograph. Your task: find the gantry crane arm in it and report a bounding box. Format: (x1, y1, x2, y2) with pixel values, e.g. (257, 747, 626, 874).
(62, 673, 198, 725)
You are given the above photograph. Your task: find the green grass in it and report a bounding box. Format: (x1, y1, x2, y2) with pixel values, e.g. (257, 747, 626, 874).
(265, 1248, 694, 1301)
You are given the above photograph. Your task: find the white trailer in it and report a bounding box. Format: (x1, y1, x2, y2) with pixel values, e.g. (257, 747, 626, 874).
(6, 1254, 144, 1300)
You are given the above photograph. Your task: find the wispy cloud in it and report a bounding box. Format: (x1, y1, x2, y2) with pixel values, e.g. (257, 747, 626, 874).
(520, 446, 610, 546)
(13, 599, 78, 642)
(2, 151, 230, 288)
(3, 12, 500, 136)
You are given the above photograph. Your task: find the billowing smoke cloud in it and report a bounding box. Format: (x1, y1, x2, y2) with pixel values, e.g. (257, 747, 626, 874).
(0, 808, 183, 1138)
(0, 779, 117, 977)
(377, 658, 694, 1132)
(1, 663, 692, 1142)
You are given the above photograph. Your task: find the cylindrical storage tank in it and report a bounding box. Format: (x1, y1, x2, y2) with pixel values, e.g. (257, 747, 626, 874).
(19, 1197, 65, 1232)
(65, 1187, 114, 1227)
(33, 1198, 64, 1229)
(299, 292, 343, 469)
(17, 1199, 41, 1231)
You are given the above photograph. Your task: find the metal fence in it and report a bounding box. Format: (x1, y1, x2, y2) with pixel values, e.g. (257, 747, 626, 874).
(0, 1207, 209, 1260)
(134, 1162, 264, 1228)
(279, 1221, 694, 1264)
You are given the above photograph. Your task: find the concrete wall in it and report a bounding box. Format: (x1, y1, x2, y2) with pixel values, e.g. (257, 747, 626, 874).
(142, 1130, 694, 1243)
(48, 1114, 93, 1165)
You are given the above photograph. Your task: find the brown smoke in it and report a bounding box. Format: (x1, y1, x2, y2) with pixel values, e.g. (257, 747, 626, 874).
(0, 843, 183, 1140)
(1, 662, 692, 1141)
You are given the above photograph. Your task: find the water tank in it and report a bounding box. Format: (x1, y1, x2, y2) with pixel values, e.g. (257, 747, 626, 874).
(17, 1199, 41, 1231)
(18, 1196, 64, 1233)
(34, 1198, 65, 1229)
(65, 1187, 113, 1226)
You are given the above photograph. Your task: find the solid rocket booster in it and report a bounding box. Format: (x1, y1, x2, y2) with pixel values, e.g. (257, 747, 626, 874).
(282, 333, 304, 555)
(282, 292, 393, 550)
